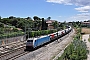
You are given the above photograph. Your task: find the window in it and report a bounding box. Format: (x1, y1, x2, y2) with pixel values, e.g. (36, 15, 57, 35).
(27, 40, 33, 42)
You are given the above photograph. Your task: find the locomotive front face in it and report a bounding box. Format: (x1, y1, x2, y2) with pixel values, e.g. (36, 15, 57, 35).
(26, 40, 33, 50)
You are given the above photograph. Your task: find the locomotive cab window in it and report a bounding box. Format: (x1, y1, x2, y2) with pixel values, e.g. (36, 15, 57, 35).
(27, 40, 33, 43)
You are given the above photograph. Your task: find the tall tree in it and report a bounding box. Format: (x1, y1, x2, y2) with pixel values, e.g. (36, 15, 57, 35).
(44, 20, 48, 30)
(41, 18, 45, 30)
(41, 18, 47, 30)
(0, 16, 1, 20)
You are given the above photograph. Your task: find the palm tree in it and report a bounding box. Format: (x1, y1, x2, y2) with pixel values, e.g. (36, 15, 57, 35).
(47, 17, 51, 20)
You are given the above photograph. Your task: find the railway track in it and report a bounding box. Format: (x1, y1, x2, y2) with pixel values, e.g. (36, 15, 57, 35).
(0, 30, 73, 60)
(0, 41, 26, 60)
(0, 41, 26, 53)
(6, 48, 29, 60)
(16, 29, 74, 60)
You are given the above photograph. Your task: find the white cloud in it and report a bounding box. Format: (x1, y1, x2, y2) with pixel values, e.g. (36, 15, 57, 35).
(46, 0, 73, 5)
(75, 6, 90, 12)
(67, 13, 90, 21)
(58, 16, 62, 17)
(77, 13, 90, 16)
(46, 0, 64, 4)
(46, 0, 90, 12)
(46, 0, 90, 6)
(46, 0, 90, 21)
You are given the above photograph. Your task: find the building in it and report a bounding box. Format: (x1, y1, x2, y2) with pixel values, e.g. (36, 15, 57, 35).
(46, 20, 57, 30)
(81, 22, 90, 27)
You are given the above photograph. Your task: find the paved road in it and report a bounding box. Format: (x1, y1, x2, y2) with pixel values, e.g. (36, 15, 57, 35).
(82, 34, 90, 60)
(17, 29, 75, 60)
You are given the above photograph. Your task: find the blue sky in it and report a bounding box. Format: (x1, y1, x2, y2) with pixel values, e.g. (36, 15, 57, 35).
(0, 0, 90, 22)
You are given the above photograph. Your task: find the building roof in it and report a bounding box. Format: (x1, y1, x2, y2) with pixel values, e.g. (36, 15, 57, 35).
(46, 20, 56, 24)
(82, 22, 90, 24)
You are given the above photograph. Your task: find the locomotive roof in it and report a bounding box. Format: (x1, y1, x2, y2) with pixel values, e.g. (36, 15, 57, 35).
(27, 38, 37, 41)
(27, 35, 49, 41)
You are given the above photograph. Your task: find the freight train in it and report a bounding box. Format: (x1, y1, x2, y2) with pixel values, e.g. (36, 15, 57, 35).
(26, 26, 72, 50)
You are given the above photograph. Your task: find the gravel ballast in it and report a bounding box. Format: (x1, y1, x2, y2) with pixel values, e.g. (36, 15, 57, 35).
(17, 29, 75, 60)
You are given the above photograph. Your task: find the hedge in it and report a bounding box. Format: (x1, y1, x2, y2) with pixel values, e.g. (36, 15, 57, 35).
(0, 32, 25, 39)
(26, 29, 57, 38)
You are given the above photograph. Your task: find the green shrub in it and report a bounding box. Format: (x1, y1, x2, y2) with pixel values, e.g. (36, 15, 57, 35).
(31, 32, 34, 37)
(27, 29, 56, 38)
(58, 40, 88, 60)
(0, 31, 24, 39)
(37, 31, 41, 36)
(13, 28, 18, 32)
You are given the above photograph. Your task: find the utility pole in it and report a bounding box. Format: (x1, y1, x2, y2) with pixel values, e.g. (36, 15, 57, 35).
(24, 26, 26, 41)
(57, 28, 59, 43)
(28, 28, 29, 38)
(56, 23, 59, 43)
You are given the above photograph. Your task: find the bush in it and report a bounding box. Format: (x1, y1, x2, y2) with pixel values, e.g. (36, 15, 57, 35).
(58, 40, 88, 60)
(0, 31, 25, 39)
(37, 31, 41, 36)
(13, 28, 19, 32)
(57, 28, 88, 60)
(0, 23, 4, 27)
(27, 29, 57, 38)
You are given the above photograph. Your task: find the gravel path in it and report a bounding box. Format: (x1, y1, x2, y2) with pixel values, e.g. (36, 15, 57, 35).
(82, 34, 90, 60)
(17, 29, 75, 60)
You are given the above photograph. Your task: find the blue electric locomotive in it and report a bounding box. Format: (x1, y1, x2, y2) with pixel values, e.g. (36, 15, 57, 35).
(26, 26, 72, 50)
(26, 35, 50, 50)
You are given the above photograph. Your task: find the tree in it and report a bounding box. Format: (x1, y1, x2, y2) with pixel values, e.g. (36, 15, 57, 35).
(0, 16, 1, 20)
(0, 23, 4, 27)
(45, 20, 48, 29)
(0, 16, 2, 22)
(52, 21, 59, 29)
(11, 19, 18, 26)
(47, 17, 51, 20)
(41, 18, 44, 30)
(2, 18, 9, 24)
(33, 16, 39, 20)
(41, 18, 47, 30)
(26, 17, 32, 20)
(36, 20, 42, 30)
(38, 18, 41, 20)
(17, 21, 25, 31)
(9, 16, 15, 19)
